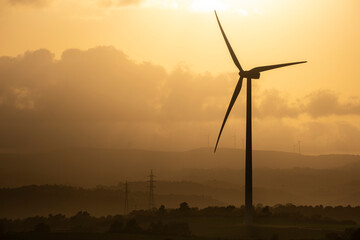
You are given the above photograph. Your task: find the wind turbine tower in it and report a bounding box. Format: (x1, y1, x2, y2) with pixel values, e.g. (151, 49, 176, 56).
(213, 11, 306, 225)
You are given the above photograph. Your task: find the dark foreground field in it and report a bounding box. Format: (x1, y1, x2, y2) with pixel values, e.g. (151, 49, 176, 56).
(2, 225, 360, 240)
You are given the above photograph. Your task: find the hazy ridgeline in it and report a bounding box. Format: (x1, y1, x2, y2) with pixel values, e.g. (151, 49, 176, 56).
(1, 148, 359, 186)
(0, 148, 360, 220)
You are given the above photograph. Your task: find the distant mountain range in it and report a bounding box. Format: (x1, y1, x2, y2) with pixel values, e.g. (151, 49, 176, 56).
(0, 147, 359, 186)
(0, 148, 360, 187)
(0, 148, 359, 209)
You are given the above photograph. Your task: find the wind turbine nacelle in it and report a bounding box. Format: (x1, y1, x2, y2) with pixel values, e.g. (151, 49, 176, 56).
(241, 71, 260, 79)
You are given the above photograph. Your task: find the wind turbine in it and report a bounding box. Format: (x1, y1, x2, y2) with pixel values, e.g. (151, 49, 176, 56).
(213, 11, 306, 225)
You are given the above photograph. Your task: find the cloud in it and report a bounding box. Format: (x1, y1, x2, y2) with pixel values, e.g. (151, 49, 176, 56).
(0, 47, 359, 153)
(98, 0, 144, 7)
(0, 46, 229, 149)
(255, 89, 300, 118)
(7, 0, 51, 7)
(254, 89, 360, 119)
(304, 90, 360, 118)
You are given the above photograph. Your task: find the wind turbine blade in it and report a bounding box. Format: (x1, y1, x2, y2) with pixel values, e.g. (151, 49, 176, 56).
(215, 11, 243, 72)
(250, 61, 307, 73)
(214, 77, 244, 153)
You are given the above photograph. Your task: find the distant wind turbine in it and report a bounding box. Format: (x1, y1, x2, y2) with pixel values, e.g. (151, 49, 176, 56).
(213, 11, 306, 226)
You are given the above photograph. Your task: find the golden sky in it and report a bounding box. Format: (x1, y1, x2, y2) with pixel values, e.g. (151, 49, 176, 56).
(0, 0, 359, 153)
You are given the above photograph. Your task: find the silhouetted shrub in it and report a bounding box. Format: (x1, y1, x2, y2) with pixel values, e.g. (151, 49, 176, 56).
(69, 212, 98, 232)
(123, 219, 142, 233)
(108, 220, 123, 233)
(33, 223, 50, 233)
(226, 205, 235, 211)
(158, 205, 166, 216)
(179, 202, 190, 212)
(164, 222, 191, 236)
(48, 214, 66, 226)
(148, 221, 164, 234)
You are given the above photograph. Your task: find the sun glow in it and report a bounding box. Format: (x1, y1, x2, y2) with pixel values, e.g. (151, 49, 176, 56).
(191, 0, 228, 12)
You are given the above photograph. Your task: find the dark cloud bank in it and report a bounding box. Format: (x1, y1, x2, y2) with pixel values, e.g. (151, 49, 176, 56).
(0, 47, 359, 152)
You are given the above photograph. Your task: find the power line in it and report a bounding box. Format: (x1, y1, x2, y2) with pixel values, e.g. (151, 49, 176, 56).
(124, 180, 129, 215)
(148, 169, 156, 210)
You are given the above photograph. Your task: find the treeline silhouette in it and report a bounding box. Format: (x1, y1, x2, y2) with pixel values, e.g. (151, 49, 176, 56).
(0, 209, 193, 236)
(266, 203, 360, 225)
(1, 203, 357, 234)
(2, 184, 360, 222)
(0, 185, 222, 218)
(129, 203, 357, 226)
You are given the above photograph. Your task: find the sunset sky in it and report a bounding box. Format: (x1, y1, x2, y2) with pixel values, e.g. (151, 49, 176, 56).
(0, 0, 359, 154)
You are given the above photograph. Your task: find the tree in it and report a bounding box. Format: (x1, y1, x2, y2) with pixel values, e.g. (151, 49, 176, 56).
(179, 202, 190, 212)
(261, 206, 271, 216)
(123, 219, 142, 234)
(158, 205, 166, 216)
(164, 222, 191, 236)
(108, 220, 123, 233)
(33, 223, 50, 233)
(148, 221, 164, 234)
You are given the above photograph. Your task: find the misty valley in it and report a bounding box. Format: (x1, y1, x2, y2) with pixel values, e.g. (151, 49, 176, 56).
(1, 148, 360, 239)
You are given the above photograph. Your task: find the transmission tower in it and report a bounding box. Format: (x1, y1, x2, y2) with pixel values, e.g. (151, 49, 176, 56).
(124, 180, 129, 215)
(148, 169, 156, 210)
